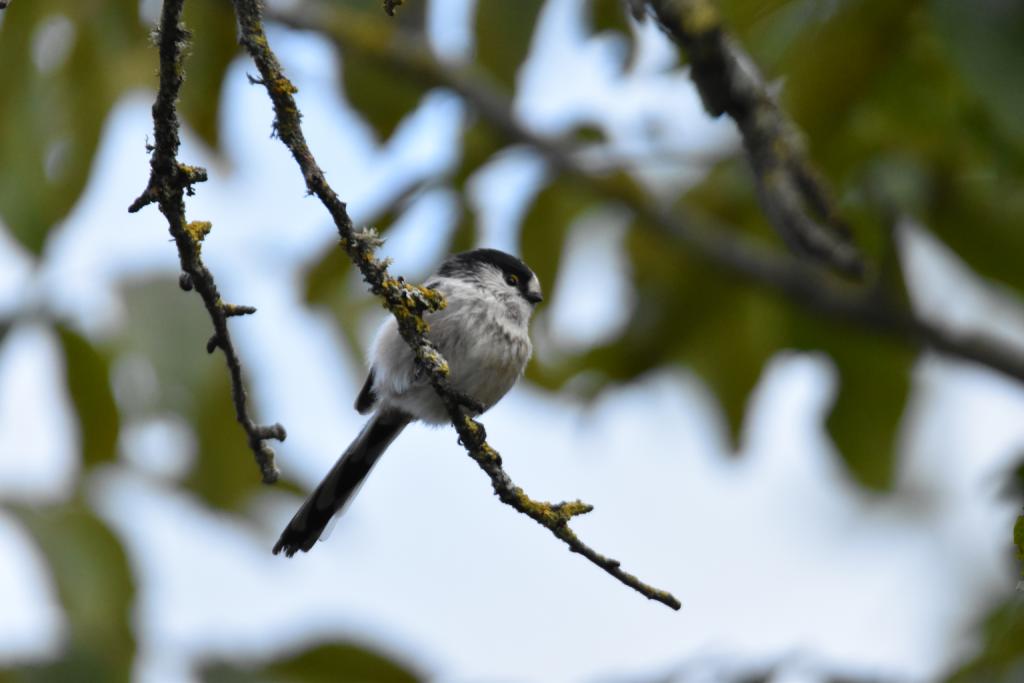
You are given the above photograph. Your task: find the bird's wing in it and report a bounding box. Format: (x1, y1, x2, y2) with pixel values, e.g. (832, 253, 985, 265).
(354, 367, 377, 414)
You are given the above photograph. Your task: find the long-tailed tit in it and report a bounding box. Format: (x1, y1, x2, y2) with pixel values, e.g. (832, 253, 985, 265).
(273, 248, 543, 556)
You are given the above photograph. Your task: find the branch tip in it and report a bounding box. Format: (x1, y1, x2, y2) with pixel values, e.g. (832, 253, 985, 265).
(555, 500, 594, 519)
(128, 185, 157, 213)
(256, 423, 287, 441)
(224, 303, 258, 317)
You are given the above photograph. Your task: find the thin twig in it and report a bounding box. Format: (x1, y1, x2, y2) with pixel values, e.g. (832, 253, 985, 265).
(231, 0, 681, 610)
(129, 0, 284, 483)
(572, 147, 736, 173)
(646, 0, 863, 278)
(271, 1, 1024, 386)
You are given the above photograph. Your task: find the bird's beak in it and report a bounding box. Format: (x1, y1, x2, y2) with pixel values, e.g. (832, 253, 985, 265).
(525, 291, 543, 304)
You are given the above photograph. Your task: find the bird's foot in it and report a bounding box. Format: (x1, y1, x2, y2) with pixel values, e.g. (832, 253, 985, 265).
(451, 390, 485, 416)
(458, 420, 487, 448)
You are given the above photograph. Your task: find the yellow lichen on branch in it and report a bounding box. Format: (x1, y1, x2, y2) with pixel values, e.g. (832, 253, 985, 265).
(185, 220, 212, 246)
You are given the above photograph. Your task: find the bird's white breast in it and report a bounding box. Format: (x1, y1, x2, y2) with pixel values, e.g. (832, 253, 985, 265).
(368, 276, 533, 424)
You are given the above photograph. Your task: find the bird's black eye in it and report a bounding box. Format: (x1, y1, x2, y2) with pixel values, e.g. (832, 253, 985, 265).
(505, 274, 519, 287)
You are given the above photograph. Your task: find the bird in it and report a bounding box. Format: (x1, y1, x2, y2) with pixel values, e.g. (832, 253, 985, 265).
(273, 248, 543, 557)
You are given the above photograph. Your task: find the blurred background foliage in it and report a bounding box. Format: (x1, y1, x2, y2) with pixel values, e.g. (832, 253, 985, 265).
(0, 0, 1022, 680)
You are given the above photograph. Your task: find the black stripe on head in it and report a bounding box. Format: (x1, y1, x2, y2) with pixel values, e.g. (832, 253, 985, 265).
(439, 248, 534, 284)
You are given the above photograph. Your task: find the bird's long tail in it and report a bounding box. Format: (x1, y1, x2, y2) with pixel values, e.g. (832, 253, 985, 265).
(273, 410, 410, 557)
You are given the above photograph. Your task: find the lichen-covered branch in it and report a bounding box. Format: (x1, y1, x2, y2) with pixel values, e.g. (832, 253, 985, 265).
(272, 0, 1024, 387)
(646, 0, 863, 278)
(129, 0, 284, 483)
(230, 0, 680, 611)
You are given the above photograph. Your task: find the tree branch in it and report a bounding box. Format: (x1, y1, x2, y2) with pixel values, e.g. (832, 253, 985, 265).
(231, 0, 681, 610)
(271, 0, 1024, 386)
(645, 0, 863, 278)
(129, 0, 284, 483)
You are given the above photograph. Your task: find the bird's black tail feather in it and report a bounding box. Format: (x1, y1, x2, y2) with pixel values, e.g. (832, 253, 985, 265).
(273, 410, 410, 557)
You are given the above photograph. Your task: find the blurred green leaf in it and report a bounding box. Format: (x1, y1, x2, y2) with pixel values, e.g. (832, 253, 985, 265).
(589, 0, 632, 35)
(1016, 512, 1023, 578)
(791, 314, 912, 490)
(180, 0, 239, 151)
(457, 124, 504, 186)
(305, 245, 354, 307)
(530, 222, 775, 436)
(586, 0, 637, 71)
(519, 177, 592, 295)
(828, 13, 1024, 293)
(12, 505, 135, 683)
(673, 2, 949, 487)
(773, 0, 922, 163)
(720, 0, 840, 69)
(724, 0, 1024, 299)
(201, 642, 420, 683)
(302, 243, 377, 374)
(931, 0, 1024, 144)
(57, 326, 119, 468)
(338, 1, 429, 141)
(341, 53, 429, 142)
(445, 123, 506, 255)
(927, 162, 1024, 297)
(624, 226, 785, 443)
(686, 289, 786, 444)
(685, 159, 776, 242)
(474, 0, 544, 88)
(537, 205, 912, 487)
(333, 0, 426, 25)
(0, 0, 149, 255)
(945, 598, 1024, 683)
(186, 365, 261, 511)
(116, 278, 217, 418)
(116, 278, 280, 509)
(447, 194, 479, 255)
(520, 169, 637, 312)
(114, 282, 304, 512)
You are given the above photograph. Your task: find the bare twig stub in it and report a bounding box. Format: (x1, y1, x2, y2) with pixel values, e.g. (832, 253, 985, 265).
(129, 0, 284, 483)
(647, 0, 863, 278)
(231, 0, 680, 610)
(273, 0, 1024, 387)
